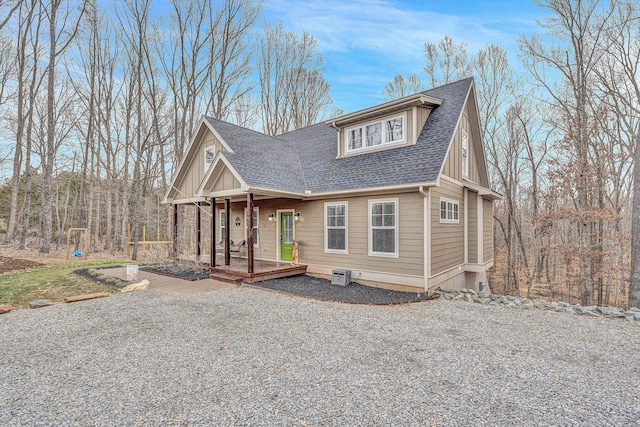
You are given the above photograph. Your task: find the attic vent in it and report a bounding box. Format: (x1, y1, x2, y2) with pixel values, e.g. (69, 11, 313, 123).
(331, 269, 351, 287)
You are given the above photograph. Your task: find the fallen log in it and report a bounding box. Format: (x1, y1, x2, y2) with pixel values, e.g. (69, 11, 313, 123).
(64, 292, 111, 303)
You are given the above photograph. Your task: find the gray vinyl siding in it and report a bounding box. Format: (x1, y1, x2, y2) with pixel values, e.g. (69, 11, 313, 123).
(431, 180, 465, 274)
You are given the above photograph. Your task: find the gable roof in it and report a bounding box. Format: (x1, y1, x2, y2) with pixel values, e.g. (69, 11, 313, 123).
(172, 77, 481, 201)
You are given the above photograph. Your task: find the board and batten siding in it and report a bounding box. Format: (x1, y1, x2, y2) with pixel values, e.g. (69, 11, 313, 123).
(213, 167, 242, 192)
(440, 103, 482, 184)
(431, 180, 465, 274)
(176, 129, 226, 198)
(467, 190, 478, 264)
(483, 198, 493, 263)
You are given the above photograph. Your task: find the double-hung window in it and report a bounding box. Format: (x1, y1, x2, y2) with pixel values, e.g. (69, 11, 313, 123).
(440, 198, 459, 223)
(244, 207, 259, 247)
(346, 114, 405, 153)
(325, 202, 347, 253)
(369, 199, 398, 257)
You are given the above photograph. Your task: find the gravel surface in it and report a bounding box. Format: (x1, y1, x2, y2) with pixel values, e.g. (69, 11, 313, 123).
(251, 274, 432, 304)
(1, 287, 639, 426)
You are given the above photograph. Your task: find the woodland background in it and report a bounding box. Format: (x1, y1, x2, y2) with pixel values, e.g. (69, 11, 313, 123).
(0, 0, 639, 308)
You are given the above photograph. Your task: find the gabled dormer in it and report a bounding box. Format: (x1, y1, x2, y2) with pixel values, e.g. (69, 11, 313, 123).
(326, 93, 442, 158)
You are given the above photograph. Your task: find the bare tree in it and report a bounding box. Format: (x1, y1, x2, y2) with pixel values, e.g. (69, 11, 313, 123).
(382, 73, 422, 101)
(423, 35, 472, 88)
(5, 0, 43, 244)
(257, 22, 333, 136)
(0, 0, 24, 29)
(40, 0, 86, 253)
(519, 0, 616, 305)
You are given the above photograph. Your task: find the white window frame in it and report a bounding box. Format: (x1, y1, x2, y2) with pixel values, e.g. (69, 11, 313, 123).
(244, 207, 259, 247)
(324, 202, 348, 254)
(440, 197, 460, 224)
(204, 145, 216, 172)
(462, 130, 469, 178)
(345, 113, 406, 154)
(368, 198, 399, 258)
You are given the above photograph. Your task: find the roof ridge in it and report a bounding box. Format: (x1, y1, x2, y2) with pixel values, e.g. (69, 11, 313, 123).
(204, 116, 292, 144)
(422, 76, 473, 94)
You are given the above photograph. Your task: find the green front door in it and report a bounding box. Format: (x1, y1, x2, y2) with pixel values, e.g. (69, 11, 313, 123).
(280, 212, 293, 261)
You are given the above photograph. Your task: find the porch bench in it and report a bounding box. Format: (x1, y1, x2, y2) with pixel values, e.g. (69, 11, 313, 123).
(216, 240, 246, 254)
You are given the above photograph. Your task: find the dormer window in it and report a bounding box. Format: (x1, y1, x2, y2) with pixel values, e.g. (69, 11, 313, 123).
(346, 113, 405, 153)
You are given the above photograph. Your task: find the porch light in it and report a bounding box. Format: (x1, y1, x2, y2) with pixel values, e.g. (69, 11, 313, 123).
(294, 212, 301, 221)
(268, 213, 275, 221)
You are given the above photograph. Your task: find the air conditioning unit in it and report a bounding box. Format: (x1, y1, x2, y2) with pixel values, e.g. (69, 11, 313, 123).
(331, 269, 351, 286)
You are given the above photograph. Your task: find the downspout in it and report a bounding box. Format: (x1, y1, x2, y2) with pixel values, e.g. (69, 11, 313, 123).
(419, 186, 431, 294)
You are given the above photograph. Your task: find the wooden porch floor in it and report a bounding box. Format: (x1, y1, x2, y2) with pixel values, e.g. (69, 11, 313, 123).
(178, 254, 307, 283)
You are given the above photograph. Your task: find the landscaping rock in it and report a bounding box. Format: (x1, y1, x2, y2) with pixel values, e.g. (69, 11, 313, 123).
(433, 288, 636, 322)
(121, 279, 150, 293)
(29, 299, 53, 309)
(0, 304, 14, 314)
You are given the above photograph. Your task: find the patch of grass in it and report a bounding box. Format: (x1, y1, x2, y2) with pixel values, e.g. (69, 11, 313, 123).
(0, 259, 129, 308)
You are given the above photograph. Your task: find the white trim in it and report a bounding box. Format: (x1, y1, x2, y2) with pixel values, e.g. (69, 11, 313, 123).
(419, 186, 430, 291)
(243, 207, 259, 248)
(326, 92, 442, 128)
(306, 182, 435, 199)
(204, 145, 216, 173)
(439, 197, 460, 224)
(196, 153, 249, 197)
(478, 196, 483, 264)
(412, 106, 418, 146)
(368, 198, 399, 258)
(461, 129, 469, 178)
(464, 188, 468, 264)
(202, 118, 234, 153)
(345, 112, 407, 154)
(276, 209, 295, 262)
(324, 201, 348, 254)
(436, 83, 473, 180)
(166, 196, 207, 205)
(306, 264, 424, 289)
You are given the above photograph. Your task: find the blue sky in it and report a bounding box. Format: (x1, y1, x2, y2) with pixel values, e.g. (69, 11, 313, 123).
(263, 0, 549, 113)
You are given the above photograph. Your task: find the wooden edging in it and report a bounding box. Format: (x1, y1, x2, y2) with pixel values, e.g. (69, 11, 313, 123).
(240, 283, 439, 306)
(64, 292, 111, 303)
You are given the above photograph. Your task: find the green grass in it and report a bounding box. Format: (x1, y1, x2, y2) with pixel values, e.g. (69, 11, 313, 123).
(0, 259, 129, 308)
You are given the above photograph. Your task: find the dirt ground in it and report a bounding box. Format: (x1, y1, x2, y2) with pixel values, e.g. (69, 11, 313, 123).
(0, 242, 126, 275)
(0, 256, 43, 274)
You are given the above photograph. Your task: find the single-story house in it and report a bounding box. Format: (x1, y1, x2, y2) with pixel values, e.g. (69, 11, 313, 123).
(163, 77, 500, 293)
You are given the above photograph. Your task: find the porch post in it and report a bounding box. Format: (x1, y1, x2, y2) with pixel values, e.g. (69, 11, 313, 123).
(196, 202, 201, 259)
(247, 193, 254, 274)
(224, 198, 231, 265)
(172, 203, 178, 260)
(210, 197, 216, 268)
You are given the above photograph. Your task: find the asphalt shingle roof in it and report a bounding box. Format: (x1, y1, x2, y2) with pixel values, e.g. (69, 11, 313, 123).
(205, 78, 472, 195)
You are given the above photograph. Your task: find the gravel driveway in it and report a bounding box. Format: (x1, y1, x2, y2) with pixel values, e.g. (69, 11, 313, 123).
(1, 287, 638, 426)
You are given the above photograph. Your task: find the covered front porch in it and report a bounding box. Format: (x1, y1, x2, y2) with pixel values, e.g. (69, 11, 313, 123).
(171, 191, 307, 283)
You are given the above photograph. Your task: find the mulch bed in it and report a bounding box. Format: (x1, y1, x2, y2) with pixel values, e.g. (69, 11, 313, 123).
(139, 263, 210, 280)
(247, 274, 436, 305)
(74, 268, 130, 289)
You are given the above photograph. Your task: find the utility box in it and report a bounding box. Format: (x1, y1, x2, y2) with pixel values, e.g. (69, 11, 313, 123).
(331, 269, 351, 286)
